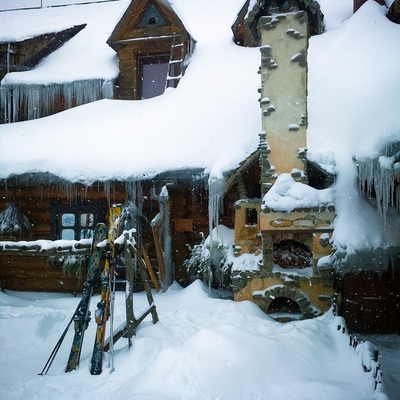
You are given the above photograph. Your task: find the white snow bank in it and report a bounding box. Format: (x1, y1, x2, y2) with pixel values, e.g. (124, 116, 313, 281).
(308, 1, 400, 163)
(262, 173, 334, 211)
(0, 280, 381, 399)
(316, 0, 353, 31)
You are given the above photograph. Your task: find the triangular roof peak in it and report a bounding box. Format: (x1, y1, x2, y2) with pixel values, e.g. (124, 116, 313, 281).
(107, 0, 190, 47)
(232, 0, 324, 46)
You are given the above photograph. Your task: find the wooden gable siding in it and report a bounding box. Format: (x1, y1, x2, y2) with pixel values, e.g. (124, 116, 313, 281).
(115, 36, 184, 100)
(0, 25, 86, 82)
(232, 0, 324, 47)
(388, 0, 400, 23)
(108, 0, 187, 44)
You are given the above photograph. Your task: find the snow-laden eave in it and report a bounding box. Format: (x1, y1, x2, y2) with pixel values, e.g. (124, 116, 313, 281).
(329, 244, 400, 276)
(1, 167, 210, 187)
(223, 148, 261, 195)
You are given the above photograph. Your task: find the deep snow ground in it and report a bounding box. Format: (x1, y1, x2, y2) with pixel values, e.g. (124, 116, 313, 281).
(0, 281, 392, 400)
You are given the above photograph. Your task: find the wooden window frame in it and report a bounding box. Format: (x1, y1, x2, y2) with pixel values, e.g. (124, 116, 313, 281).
(51, 202, 106, 240)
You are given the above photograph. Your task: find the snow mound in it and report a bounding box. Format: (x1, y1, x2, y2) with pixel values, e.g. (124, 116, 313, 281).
(262, 173, 334, 211)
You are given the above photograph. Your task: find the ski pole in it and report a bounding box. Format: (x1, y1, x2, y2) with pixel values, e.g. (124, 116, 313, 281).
(108, 261, 116, 373)
(38, 302, 80, 375)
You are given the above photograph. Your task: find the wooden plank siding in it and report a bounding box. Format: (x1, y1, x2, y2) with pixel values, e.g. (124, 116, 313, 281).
(341, 272, 400, 334)
(0, 178, 208, 291)
(114, 36, 190, 100)
(108, 0, 192, 101)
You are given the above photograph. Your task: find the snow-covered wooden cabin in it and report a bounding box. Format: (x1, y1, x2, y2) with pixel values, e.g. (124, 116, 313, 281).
(0, 0, 399, 333)
(0, 0, 262, 292)
(0, 0, 194, 123)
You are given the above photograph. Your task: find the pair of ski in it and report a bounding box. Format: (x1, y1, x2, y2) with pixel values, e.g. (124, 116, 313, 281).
(89, 205, 121, 375)
(40, 206, 122, 375)
(67, 205, 122, 375)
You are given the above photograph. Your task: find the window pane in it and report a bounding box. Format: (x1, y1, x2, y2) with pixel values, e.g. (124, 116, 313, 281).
(61, 229, 75, 240)
(80, 213, 94, 227)
(137, 3, 168, 27)
(61, 213, 75, 227)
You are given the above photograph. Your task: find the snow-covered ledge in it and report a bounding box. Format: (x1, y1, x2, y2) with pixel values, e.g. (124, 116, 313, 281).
(0, 238, 95, 256)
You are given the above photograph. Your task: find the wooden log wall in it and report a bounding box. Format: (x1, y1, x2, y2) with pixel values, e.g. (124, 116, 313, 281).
(0, 163, 261, 292)
(341, 271, 400, 334)
(0, 178, 121, 292)
(0, 178, 209, 291)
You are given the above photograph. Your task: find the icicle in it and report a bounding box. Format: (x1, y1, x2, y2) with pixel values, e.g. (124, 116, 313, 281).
(0, 79, 114, 123)
(357, 144, 400, 226)
(103, 181, 111, 206)
(208, 175, 225, 236)
(207, 174, 225, 289)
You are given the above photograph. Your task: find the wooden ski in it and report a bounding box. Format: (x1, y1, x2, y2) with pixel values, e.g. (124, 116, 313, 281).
(65, 223, 107, 372)
(90, 205, 121, 375)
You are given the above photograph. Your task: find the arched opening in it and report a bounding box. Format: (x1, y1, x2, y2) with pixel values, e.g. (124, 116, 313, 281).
(256, 285, 317, 321)
(273, 239, 311, 269)
(267, 296, 302, 322)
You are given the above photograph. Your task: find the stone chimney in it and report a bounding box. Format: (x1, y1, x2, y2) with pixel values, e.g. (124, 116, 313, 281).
(258, 10, 309, 195)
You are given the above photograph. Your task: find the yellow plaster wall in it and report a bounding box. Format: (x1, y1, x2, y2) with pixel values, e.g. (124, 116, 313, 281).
(234, 275, 335, 314)
(234, 201, 262, 254)
(260, 209, 335, 231)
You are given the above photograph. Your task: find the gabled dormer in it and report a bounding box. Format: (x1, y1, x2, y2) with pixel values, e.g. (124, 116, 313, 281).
(0, 24, 86, 83)
(232, 0, 324, 47)
(107, 0, 194, 100)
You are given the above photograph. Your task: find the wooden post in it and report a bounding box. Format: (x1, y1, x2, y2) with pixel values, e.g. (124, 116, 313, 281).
(124, 231, 136, 347)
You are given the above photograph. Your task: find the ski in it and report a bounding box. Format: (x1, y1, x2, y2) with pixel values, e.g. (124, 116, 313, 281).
(65, 222, 107, 372)
(90, 205, 121, 375)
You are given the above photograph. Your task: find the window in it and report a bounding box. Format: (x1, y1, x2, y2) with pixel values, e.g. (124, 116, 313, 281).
(52, 202, 106, 240)
(138, 55, 170, 99)
(245, 207, 258, 226)
(136, 2, 169, 28)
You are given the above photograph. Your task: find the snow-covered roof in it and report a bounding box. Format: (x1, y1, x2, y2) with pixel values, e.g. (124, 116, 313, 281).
(0, 0, 398, 181)
(0, 0, 260, 183)
(0, 1, 128, 83)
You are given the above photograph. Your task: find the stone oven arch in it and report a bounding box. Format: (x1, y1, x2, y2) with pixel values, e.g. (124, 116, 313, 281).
(255, 285, 315, 320)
